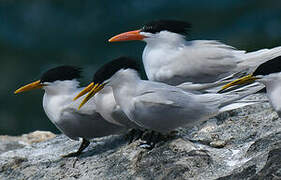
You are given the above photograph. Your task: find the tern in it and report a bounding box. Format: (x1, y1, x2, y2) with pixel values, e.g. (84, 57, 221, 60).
(14, 65, 126, 157)
(74, 83, 141, 130)
(220, 56, 281, 116)
(78, 57, 261, 133)
(109, 20, 281, 87)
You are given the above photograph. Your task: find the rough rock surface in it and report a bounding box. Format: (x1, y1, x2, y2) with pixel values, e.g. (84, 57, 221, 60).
(0, 131, 56, 154)
(1, 94, 281, 180)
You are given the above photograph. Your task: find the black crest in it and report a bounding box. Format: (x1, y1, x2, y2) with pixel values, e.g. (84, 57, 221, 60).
(253, 56, 281, 76)
(93, 57, 140, 84)
(40, 65, 82, 83)
(141, 20, 191, 35)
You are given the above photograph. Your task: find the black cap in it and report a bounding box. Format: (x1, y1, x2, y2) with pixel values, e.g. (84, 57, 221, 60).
(253, 56, 281, 76)
(93, 57, 140, 84)
(40, 65, 82, 83)
(141, 19, 191, 35)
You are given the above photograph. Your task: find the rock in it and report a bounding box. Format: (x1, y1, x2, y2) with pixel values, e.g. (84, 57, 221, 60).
(20, 131, 56, 144)
(209, 140, 226, 148)
(1, 94, 281, 179)
(0, 131, 56, 154)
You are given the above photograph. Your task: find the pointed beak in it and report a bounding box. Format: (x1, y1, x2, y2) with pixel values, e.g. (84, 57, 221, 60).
(73, 82, 95, 101)
(219, 74, 259, 93)
(78, 83, 105, 110)
(108, 29, 145, 42)
(14, 80, 43, 94)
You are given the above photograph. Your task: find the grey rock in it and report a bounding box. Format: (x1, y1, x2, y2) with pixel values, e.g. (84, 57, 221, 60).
(1, 94, 281, 179)
(0, 131, 56, 154)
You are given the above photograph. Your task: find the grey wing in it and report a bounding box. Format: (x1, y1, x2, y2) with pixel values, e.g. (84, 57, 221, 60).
(130, 87, 214, 132)
(110, 106, 141, 129)
(58, 106, 125, 140)
(176, 79, 233, 93)
(174, 40, 246, 83)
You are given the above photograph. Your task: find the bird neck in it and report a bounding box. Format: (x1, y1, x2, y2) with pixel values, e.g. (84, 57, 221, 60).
(142, 32, 186, 82)
(143, 31, 186, 48)
(42, 80, 80, 122)
(94, 86, 120, 124)
(43, 80, 80, 96)
(42, 80, 80, 123)
(261, 73, 281, 115)
(110, 69, 141, 87)
(108, 69, 140, 118)
(109, 69, 140, 101)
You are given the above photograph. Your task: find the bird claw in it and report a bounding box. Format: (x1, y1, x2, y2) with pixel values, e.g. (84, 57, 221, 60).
(126, 129, 177, 149)
(139, 141, 155, 150)
(62, 138, 90, 158)
(125, 129, 145, 143)
(138, 130, 177, 150)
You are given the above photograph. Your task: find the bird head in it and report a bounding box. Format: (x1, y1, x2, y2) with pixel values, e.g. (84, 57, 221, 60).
(219, 56, 281, 93)
(108, 19, 191, 42)
(14, 65, 82, 94)
(74, 57, 140, 109)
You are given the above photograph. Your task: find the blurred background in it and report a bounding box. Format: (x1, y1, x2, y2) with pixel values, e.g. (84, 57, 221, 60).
(1, 0, 281, 135)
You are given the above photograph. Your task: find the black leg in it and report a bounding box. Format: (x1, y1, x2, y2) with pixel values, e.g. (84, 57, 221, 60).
(139, 130, 178, 150)
(62, 138, 90, 158)
(139, 131, 157, 150)
(125, 129, 145, 143)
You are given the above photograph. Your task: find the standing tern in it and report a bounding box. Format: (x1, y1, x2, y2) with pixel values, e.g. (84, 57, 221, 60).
(220, 56, 281, 116)
(74, 83, 141, 130)
(14, 65, 126, 157)
(109, 20, 281, 86)
(78, 57, 261, 133)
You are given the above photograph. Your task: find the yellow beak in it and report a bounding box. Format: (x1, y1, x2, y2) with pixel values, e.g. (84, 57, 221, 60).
(14, 80, 43, 94)
(73, 82, 95, 101)
(108, 29, 145, 42)
(77, 83, 105, 110)
(219, 74, 258, 93)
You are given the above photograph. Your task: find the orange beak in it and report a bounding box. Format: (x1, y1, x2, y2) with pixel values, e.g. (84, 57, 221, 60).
(108, 30, 145, 42)
(14, 80, 43, 94)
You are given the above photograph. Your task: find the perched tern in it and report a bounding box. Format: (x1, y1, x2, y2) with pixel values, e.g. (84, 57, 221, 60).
(109, 20, 281, 86)
(74, 83, 141, 130)
(73, 63, 142, 129)
(78, 57, 261, 133)
(14, 65, 126, 157)
(220, 56, 281, 116)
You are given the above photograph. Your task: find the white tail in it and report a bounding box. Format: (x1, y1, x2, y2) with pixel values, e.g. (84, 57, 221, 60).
(237, 46, 281, 73)
(218, 82, 266, 113)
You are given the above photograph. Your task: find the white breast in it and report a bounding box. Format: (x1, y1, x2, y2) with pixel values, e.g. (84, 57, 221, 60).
(263, 76, 281, 115)
(94, 87, 122, 125)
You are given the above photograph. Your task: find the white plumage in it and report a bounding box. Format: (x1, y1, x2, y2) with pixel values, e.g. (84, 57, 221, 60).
(260, 73, 281, 116)
(14, 65, 129, 157)
(93, 86, 142, 129)
(109, 20, 281, 89)
(42, 80, 126, 141)
(142, 31, 281, 85)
